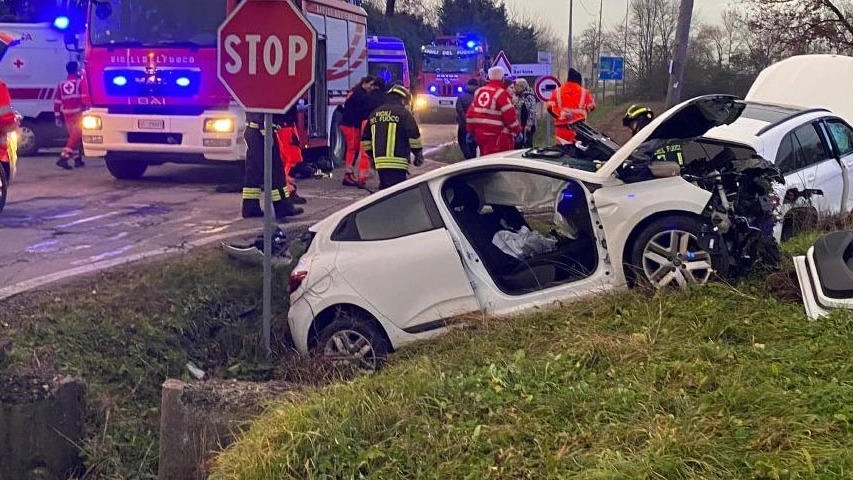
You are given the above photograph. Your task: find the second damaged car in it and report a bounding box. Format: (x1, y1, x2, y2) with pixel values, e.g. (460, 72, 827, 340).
(288, 95, 783, 368)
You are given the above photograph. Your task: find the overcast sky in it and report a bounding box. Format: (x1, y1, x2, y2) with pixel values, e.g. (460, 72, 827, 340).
(502, 0, 735, 40)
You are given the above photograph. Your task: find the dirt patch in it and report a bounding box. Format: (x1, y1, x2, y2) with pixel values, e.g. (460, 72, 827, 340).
(182, 379, 303, 414)
(0, 374, 54, 403)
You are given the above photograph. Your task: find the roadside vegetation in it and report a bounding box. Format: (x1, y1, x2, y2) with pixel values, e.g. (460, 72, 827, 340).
(210, 233, 852, 479)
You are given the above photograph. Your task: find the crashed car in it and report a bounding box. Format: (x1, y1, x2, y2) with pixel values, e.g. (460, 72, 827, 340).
(705, 54, 853, 241)
(288, 94, 786, 368)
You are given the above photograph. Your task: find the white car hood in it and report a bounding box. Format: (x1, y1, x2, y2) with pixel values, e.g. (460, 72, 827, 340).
(596, 95, 745, 178)
(746, 54, 853, 124)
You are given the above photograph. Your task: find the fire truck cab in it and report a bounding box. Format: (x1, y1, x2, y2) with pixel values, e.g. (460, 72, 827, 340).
(78, 0, 367, 180)
(415, 35, 488, 114)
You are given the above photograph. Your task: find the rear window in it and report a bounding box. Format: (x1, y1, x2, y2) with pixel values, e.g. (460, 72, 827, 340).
(740, 103, 803, 124)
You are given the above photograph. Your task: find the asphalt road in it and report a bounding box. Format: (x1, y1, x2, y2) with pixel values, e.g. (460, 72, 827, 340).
(0, 122, 459, 299)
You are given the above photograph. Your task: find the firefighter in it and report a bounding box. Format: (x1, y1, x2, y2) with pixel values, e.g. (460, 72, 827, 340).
(547, 68, 596, 146)
(275, 105, 307, 205)
(455, 78, 479, 159)
(341, 75, 378, 187)
(361, 85, 423, 190)
(54, 61, 85, 170)
(623, 104, 654, 137)
(241, 112, 304, 219)
(0, 32, 18, 167)
(465, 66, 521, 155)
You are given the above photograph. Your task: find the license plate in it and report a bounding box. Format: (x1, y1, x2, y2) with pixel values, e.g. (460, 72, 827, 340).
(439, 100, 453, 106)
(138, 119, 164, 130)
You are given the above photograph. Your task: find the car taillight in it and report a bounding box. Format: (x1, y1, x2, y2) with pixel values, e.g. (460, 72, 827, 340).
(289, 270, 308, 293)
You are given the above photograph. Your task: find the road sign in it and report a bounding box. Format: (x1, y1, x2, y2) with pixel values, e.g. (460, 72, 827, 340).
(599, 56, 625, 81)
(512, 64, 552, 77)
(492, 50, 512, 76)
(217, 0, 317, 113)
(534, 75, 560, 102)
(537, 51, 553, 64)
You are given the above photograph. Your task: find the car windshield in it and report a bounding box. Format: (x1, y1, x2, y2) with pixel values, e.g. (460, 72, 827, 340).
(89, 0, 227, 47)
(423, 54, 477, 73)
(369, 62, 404, 87)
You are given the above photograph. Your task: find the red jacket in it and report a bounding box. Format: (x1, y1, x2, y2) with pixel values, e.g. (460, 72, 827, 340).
(0, 80, 16, 133)
(54, 74, 84, 117)
(466, 80, 522, 136)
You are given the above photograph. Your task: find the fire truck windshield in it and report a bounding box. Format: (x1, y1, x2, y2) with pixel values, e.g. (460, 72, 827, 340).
(89, 0, 226, 47)
(422, 54, 477, 73)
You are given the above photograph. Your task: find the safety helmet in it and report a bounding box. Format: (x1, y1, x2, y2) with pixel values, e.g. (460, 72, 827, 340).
(622, 104, 654, 126)
(388, 85, 412, 103)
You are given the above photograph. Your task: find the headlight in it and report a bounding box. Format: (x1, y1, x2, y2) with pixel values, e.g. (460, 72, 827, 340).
(204, 118, 235, 133)
(82, 115, 102, 130)
(414, 96, 428, 110)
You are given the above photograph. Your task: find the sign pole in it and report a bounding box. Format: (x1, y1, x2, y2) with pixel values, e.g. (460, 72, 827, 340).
(262, 112, 273, 358)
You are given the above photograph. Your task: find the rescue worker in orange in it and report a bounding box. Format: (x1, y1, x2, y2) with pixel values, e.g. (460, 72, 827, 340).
(275, 105, 307, 205)
(547, 67, 596, 146)
(465, 66, 521, 155)
(340, 75, 379, 187)
(0, 33, 20, 165)
(54, 61, 85, 170)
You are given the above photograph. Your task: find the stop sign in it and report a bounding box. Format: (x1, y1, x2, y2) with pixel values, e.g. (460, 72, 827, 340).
(217, 0, 317, 113)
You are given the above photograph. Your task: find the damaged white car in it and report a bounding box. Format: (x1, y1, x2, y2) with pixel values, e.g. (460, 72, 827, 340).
(288, 94, 786, 368)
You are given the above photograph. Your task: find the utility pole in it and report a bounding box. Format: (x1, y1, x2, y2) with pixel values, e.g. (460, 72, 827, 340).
(624, 0, 629, 98)
(666, 0, 694, 108)
(567, 0, 574, 71)
(595, 0, 603, 93)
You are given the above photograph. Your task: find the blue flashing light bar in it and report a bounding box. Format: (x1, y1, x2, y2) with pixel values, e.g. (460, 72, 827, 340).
(429, 85, 438, 94)
(176, 77, 191, 87)
(112, 75, 128, 87)
(53, 16, 71, 31)
(466, 40, 477, 49)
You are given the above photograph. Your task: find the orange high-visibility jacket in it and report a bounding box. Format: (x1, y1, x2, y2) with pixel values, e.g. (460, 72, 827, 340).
(547, 82, 596, 128)
(54, 74, 84, 117)
(466, 80, 522, 136)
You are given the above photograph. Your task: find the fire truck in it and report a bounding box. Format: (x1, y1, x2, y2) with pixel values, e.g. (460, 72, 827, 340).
(367, 36, 409, 89)
(77, 0, 367, 179)
(414, 34, 488, 114)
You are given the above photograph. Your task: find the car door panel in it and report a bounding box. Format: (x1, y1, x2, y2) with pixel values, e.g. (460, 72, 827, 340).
(823, 118, 853, 210)
(777, 123, 844, 213)
(336, 228, 480, 331)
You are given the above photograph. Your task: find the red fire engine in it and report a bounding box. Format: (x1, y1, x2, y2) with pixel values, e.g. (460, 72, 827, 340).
(414, 35, 489, 114)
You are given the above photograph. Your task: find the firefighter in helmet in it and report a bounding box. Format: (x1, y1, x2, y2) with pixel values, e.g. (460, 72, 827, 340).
(622, 104, 654, 137)
(361, 85, 424, 190)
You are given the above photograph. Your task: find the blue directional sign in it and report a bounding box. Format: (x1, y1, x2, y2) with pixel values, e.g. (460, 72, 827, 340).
(599, 56, 625, 81)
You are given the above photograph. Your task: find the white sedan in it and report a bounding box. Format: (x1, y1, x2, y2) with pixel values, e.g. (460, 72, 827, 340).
(288, 95, 768, 368)
(705, 54, 853, 240)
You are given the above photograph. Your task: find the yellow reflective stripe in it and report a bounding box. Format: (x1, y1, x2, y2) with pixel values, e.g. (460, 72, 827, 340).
(374, 156, 409, 169)
(386, 122, 397, 159)
(360, 140, 372, 150)
(371, 124, 377, 155)
(271, 190, 283, 201)
(409, 137, 423, 149)
(241, 188, 261, 200)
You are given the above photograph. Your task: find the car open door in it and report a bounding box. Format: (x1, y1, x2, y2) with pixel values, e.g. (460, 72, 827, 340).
(822, 117, 853, 211)
(333, 184, 481, 332)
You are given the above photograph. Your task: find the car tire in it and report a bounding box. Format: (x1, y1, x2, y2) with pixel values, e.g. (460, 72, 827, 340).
(16, 120, 40, 157)
(329, 110, 346, 169)
(628, 215, 729, 289)
(105, 153, 148, 180)
(316, 311, 391, 371)
(0, 163, 8, 214)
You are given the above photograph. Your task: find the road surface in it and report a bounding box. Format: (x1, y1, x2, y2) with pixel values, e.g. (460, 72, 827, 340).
(0, 122, 458, 299)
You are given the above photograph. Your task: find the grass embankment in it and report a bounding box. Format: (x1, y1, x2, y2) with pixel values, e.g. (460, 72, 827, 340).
(211, 236, 852, 479)
(0, 249, 299, 479)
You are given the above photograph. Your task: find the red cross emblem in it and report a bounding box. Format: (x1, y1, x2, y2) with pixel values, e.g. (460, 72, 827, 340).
(12, 59, 24, 69)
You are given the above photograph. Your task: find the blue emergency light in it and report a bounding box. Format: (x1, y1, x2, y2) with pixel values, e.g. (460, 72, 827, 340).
(176, 77, 191, 87)
(112, 75, 128, 87)
(466, 40, 477, 49)
(429, 85, 438, 94)
(456, 86, 463, 93)
(53, 15, 71, 31)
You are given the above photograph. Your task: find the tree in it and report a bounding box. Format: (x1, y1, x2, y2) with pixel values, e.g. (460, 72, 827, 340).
(747, 0, 853, 51)
(438, 0, 542, 62)
(385, 0, 397, 16)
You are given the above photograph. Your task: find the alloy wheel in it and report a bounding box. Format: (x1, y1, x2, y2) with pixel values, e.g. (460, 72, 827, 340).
(323, 329, 378, 370)
(642, 229, 713, 288)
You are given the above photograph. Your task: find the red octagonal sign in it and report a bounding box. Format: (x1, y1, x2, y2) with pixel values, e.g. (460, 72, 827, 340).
(217, 0, 317, 113)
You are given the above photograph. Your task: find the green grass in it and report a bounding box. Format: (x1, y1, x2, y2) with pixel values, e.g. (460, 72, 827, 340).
(0, 249, 297, 479)
(209, 236, 853, 480)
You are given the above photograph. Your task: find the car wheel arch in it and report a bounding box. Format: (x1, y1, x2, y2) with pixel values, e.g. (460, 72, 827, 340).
(621, 210, 708, 280)
(307, 303, 392, 352)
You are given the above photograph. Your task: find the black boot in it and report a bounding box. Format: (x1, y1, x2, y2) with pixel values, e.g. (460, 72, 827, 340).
(56, 158, 72, 170)
(241, 199, 264, 218)
(291, 192, 307, 205)
(274, 199, 303, 219)
(74, 157, 85, 168)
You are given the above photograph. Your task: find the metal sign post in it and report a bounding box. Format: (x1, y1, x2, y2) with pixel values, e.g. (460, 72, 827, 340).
(262, 113, 273, 357)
